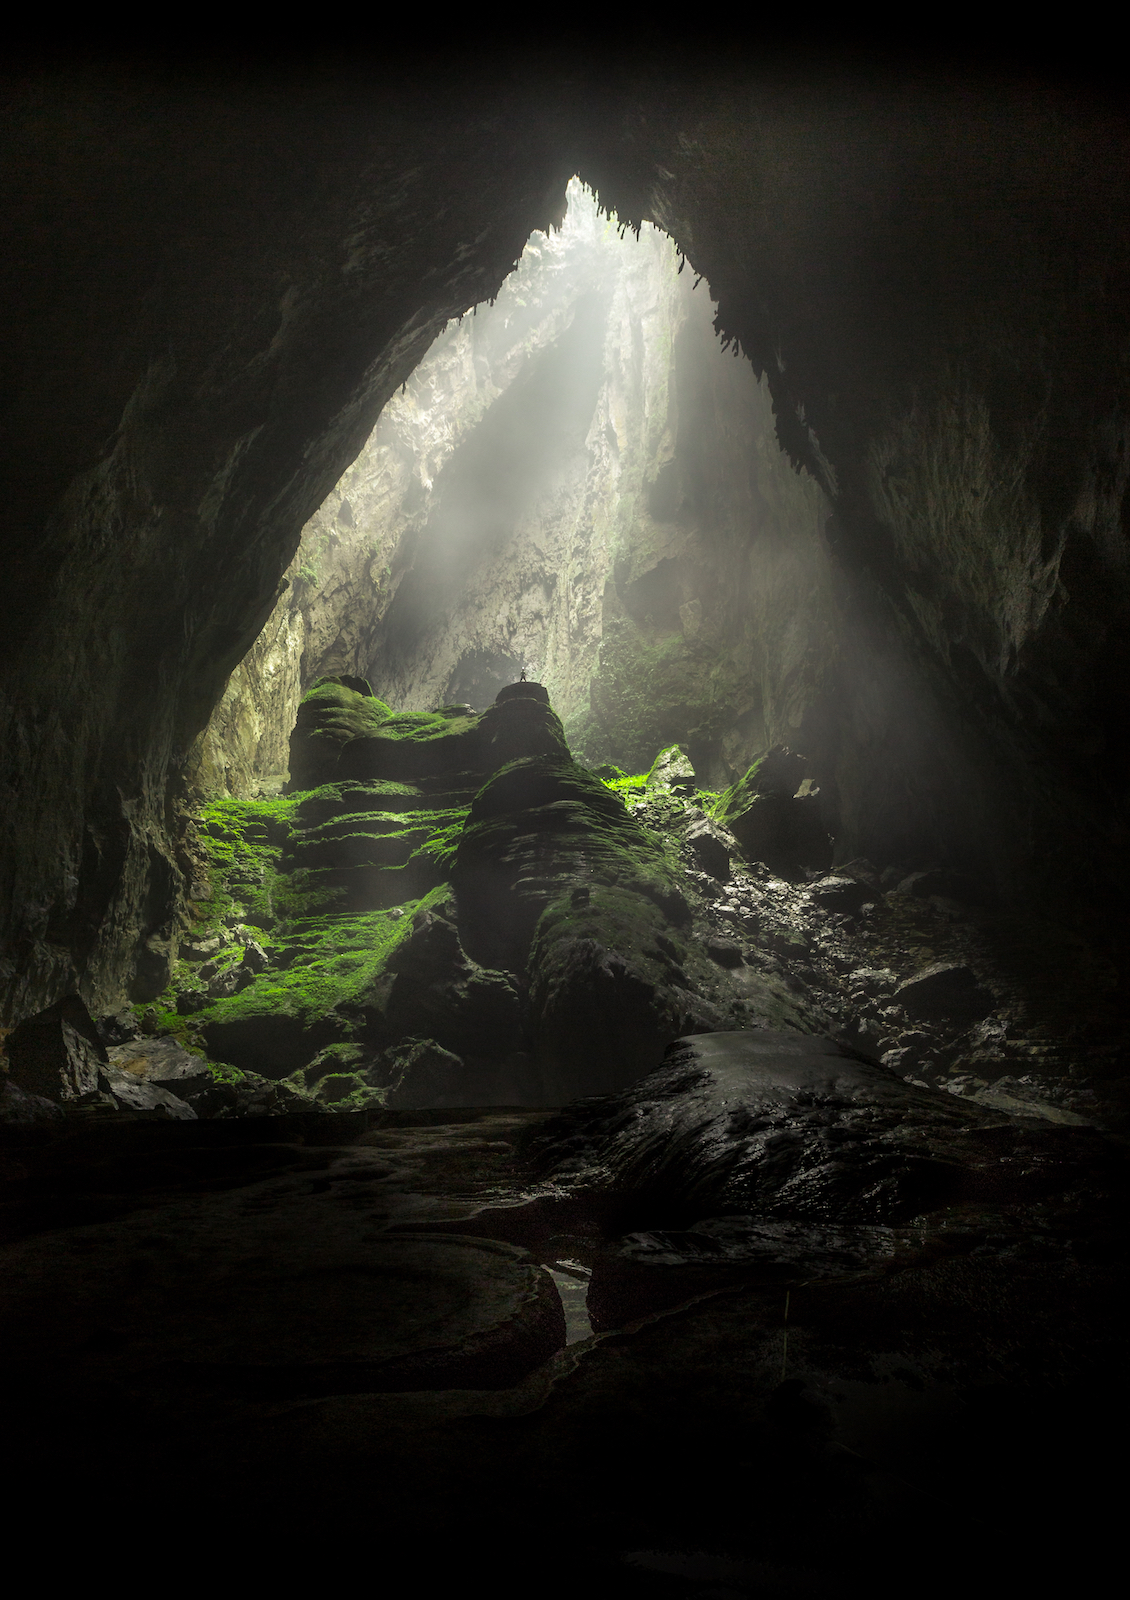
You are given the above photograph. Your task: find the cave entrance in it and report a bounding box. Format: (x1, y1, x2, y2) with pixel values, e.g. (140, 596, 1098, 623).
(197, 179, 833, 798)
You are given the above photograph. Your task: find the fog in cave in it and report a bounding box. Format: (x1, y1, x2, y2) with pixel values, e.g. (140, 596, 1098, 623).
(1, 56, 1127, 1593)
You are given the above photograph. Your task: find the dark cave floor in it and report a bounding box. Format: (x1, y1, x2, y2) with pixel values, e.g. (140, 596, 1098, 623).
(1, 1088, 1124, 1598)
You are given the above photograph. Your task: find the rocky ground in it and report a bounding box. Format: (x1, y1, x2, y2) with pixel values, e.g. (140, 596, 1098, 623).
(2, 680, 1127, 1592)
(0, 1055, 1123, 1593)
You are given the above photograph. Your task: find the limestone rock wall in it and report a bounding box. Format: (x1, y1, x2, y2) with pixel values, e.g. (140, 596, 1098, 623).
(578, 74, 1130, 894)
(0, 67, 574, 1025)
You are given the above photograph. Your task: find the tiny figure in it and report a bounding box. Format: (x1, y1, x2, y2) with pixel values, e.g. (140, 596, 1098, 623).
(519, 669, 527, 682)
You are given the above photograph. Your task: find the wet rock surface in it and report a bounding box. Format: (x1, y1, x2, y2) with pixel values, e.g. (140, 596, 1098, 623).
(524, 1030, 1011, 1223)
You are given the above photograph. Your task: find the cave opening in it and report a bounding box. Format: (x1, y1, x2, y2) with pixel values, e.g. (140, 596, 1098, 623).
(195, 177, 832, 805)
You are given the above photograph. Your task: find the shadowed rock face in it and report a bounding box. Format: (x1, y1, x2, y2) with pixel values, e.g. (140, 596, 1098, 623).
(3, 55, 1130, 1033)
(524, 1028, 1108, 1224)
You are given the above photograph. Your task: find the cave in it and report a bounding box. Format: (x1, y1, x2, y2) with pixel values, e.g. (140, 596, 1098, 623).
(2, 49, 1127, 1594)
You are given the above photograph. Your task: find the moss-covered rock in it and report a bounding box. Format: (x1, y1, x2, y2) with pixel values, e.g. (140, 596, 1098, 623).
(338, 709, 484, 782)
(646, 744, 697, 793)
(526, 885, 726, 1101)
(710, 746, 832, 878)
(200, 900, 428, 1076)
(147, 682, 826, 1110)
(286, 678, 393, 792)
(452, 752, 689, 971)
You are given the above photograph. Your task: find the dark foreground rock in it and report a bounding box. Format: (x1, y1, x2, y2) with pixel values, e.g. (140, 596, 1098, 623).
(6, 994, 108, 1101)
(1, 1093, 1123, 1597)
(524, 1028, 1113, 1226)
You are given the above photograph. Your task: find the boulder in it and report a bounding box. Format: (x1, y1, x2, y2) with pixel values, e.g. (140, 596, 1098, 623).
(452, 752, 687, 971)
(684, 819, 731, 882)
(240, 940, 270, 975)
(704, 935, 743, 968)
(895, 963, 995, 1023)
(711, 748, 832, 878)
(374, 904, 524, 1064)
(808, 875, 873, 914)
(646, 745, 697, 793)
(0, 1078, 65, 1128)
(98, 1065, 197, 1119)
(105, 1036, 213, 1098)
(5, 994, 108, 1103)
(286, 678, 393, 791)
(524, 1028, 1018, 1223)
(384, 1039, 469, 1107)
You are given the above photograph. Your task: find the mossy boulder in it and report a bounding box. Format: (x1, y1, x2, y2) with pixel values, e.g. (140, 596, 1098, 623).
(338, 708, 484, 782)
(646, 744, 697, 793)
(200, 900, 433, 1076)
(355, 898, 524, 1069)
(711, 746, 831, 877)
(452, 754, 689, 970)
(526, 885, 726, 1102)
(286, 678, 393, 792)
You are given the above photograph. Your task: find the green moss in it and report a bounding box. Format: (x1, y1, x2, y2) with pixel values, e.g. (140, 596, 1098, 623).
(600, 770, 648, 794)
(288, 681, 396, 790)
(418, 816, 467, 871)
(365, 709, 479, 746)
(203, 889, 445, 1031)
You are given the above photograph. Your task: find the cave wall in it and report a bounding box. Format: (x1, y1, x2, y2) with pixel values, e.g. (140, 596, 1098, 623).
(0, 64, 574, 1023)
(3, 55, 1129, 1027)
(575, 71, 1130, 890)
